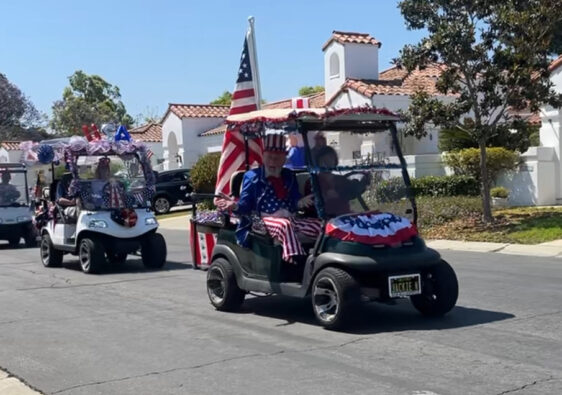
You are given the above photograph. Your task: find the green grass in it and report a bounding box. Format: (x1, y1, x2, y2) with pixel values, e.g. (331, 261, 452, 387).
(423, 206, 562, 244)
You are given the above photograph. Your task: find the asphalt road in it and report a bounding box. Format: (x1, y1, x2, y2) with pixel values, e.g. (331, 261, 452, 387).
(0, 227, 561, 395)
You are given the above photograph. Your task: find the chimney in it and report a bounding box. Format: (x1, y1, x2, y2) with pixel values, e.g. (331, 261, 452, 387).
(323, 31, 381, 100)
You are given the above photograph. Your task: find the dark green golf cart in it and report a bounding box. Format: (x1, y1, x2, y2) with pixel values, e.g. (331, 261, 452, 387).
(191, 107, 458, 330)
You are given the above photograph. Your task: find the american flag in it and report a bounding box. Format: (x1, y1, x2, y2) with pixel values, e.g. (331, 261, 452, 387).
(215, 20, 263, 197)
(146, 149, 154, 160)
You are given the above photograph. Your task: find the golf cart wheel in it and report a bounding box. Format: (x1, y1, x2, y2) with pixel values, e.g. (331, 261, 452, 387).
(40, 233, 63, 267)
(311, 267, 360, 330)
(207, 258, 245, 312)
(107, 252, 128, 264)
(79, 237, 106, 274)
(141, 233, 167, 269)
(153, 196, 171, 215)
(24, 226, 38, 248)
(410, 260, 458, 317)
(8, 235, 20, 248)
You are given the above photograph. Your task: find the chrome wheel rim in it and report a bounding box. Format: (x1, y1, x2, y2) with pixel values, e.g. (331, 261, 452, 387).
(79, 242, 90, 272)
(207, 266, 226, 305)
(155, 198, 170, 213)
(313, 277, 339, 323)
(40, 237, 50, 265)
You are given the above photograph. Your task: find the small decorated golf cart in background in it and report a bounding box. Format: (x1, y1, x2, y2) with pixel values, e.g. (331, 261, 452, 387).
(191, 107, 459, 330)
(21, 125, 167, 274)
(0, 163, 37, 247)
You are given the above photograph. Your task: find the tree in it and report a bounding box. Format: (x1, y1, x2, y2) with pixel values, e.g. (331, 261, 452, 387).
(398, 0, 562, 222)
(550, 25, 562, 55)
(51, 70, 134, 135)
(134, 106, 161, 126)
(0, 73, 43, 139)
(210, 91, 232, 106)
(298, 86, 324, 96)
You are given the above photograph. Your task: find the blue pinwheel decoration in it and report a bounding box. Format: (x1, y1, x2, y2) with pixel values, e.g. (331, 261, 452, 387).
(37, 144, 55, 164)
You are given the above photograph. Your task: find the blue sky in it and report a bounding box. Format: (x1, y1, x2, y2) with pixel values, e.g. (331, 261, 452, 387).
(0, 0, 425, 121)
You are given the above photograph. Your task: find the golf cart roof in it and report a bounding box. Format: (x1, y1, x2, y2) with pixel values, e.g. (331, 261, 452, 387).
(226, 107, 402, 132)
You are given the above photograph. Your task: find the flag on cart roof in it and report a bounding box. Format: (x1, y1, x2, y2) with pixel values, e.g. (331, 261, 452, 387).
(215, 19, 263, 197)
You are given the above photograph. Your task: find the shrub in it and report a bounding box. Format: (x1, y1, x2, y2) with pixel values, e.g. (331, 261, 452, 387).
(443, 147, 520, 186)
(490, 186, 509, 198)
(412, 175, 479, 196)
(415, 196, 483, 228)
(190, 152, 221, 193)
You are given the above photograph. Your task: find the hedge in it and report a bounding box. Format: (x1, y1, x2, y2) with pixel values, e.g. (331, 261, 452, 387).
(370, 175, 479, 202)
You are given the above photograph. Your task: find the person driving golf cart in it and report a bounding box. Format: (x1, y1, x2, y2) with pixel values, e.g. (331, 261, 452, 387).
(56, 173, 79, 221)
(0, 171, 21, 205)
(216, 133, 319, 264)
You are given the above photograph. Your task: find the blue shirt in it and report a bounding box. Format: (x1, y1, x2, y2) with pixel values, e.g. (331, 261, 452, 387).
(285, 146, 306, 169)
(234, 167, 301, 246)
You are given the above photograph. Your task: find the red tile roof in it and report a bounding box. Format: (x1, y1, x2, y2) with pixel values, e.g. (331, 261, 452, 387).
(164, 103, 230, 121)
(322, 31, 381, 50)
(199, 124, 227, 137)
(0, 141, 22, 151)
(262, 92, 326, 110)
(129, 122, 162, 143)
(549, 54, 562, 72)
(343, 64, 448, 98)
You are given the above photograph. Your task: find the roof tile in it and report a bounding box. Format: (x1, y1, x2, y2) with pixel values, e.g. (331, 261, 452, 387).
(322, 31, 381, 50)
(129, 122, 162, 143)
(0, 141, 22, 151)
(168, 104, 230, 119)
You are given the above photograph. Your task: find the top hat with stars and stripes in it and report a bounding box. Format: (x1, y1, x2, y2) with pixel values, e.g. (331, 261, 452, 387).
(263, 133, 287, 153)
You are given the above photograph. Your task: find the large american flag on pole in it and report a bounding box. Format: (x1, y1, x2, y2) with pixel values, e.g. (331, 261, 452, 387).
(215, 19, 263, 197)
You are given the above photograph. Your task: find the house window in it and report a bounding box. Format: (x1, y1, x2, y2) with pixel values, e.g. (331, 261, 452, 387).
(329, 53, 340, 78)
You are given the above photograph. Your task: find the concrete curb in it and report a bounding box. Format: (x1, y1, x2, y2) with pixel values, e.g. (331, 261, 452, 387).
(0, 369, 42, 394)
(427, 239, 562, 258)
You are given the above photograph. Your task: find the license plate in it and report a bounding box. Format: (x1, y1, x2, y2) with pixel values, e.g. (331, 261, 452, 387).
(388, 274, 421, 298)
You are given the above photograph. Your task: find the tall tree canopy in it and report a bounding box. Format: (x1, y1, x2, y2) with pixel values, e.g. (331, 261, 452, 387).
(298, 86, 324, 96)
(0, 73, 42, 137)
(51, 70, 133, 135)
(398, 0, 562, 222)
(210, 91, 232, 106)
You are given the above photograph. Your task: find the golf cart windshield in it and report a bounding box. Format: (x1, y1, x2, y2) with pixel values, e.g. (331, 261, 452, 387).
(74, 154, 151, 210)
(0, 168, 28, 207)
(226, 107, 416, 223)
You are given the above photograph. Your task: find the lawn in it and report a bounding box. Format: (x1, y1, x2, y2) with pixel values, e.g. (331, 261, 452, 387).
(422, 206, 562, 244)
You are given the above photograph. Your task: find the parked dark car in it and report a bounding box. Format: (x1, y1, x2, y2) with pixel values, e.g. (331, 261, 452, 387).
(152, 169, 193, 214)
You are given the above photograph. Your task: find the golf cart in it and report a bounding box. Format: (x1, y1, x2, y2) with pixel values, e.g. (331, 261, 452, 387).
(22, 136, 167, 274)
(191, 107, 458, 330)
(0, 163, 37, 247)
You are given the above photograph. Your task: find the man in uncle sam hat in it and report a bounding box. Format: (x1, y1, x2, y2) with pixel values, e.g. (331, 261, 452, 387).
(216, 132, 321, 264)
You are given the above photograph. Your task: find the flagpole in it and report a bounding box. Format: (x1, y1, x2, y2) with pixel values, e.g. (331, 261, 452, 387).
(247, 16, 262, 110)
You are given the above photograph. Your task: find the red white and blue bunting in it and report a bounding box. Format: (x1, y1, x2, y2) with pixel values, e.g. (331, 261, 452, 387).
(326, 212, 417, 246)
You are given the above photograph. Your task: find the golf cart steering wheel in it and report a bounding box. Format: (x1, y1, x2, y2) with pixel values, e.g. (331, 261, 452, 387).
(344, 171, 371, 196)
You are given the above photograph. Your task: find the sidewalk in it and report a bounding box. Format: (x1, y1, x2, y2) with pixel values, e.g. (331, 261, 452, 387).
(427, 239, 562, 258)
(0, 370, 41, 395)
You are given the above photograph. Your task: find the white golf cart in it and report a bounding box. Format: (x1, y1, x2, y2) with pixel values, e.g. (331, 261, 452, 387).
(0, 163, 36, 247)
(25, 137, 167, 273)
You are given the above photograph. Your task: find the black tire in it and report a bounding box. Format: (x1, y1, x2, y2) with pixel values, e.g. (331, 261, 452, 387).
(24, 226, 38, 248)
(107, 252, 128, 264)
(311, 267, 360, 330)
(79, 237, 106, 274)
(153, 196, 171, 215)
(8, 235, 20, 248)
(40, 233, 63, 267)
(207, 258, 245, 312)
(410, 260, 459, 317)
(141, 233, 167, 269)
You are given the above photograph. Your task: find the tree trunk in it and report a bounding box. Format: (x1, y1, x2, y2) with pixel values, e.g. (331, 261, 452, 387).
(479, 140, 493, 223)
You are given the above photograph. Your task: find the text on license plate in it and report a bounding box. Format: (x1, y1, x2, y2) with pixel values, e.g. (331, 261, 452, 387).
(388, 274, 421, 297)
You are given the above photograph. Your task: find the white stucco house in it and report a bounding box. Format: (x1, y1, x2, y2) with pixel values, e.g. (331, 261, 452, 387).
(129, 122, 165, 170)
(160, 104, 230, 169)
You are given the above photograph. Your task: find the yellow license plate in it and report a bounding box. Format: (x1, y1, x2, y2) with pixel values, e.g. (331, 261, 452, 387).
(388, 274, 421, 297)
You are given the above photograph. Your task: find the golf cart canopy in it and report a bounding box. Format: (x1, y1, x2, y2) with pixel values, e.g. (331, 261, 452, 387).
(226, 107, 402, 133)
